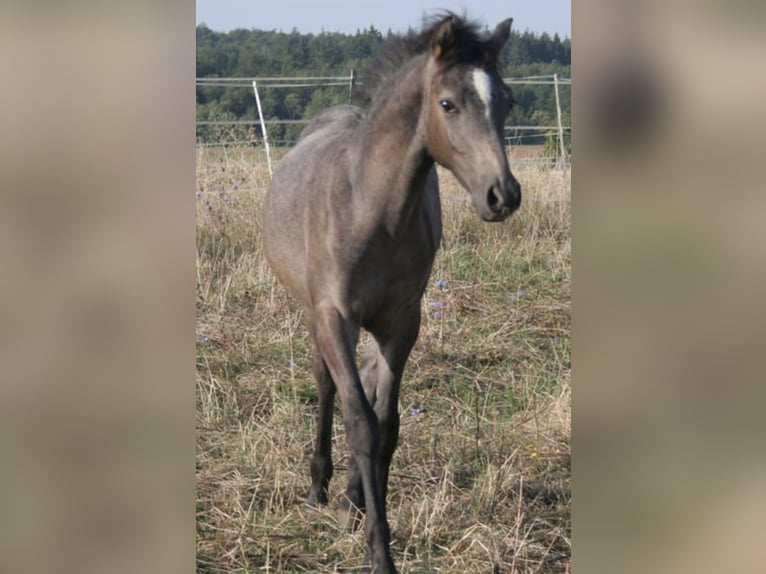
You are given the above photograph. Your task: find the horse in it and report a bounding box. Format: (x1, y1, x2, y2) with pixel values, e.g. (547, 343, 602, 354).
(262, 13, 521, 573)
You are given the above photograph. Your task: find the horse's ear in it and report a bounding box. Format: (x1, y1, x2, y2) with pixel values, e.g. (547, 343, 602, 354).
(431, 15, 456, 60)
(491, 18, 513, 54)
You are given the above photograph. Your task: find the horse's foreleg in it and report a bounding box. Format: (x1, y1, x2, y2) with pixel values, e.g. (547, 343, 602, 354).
(313, 304, 397, 574)
(339, 343, 381, 527)
(371, 306, 421, 504)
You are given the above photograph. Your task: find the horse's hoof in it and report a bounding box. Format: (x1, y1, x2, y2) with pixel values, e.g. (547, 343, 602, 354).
(336, 500, 364, 532)
(306, 491, 328, 508)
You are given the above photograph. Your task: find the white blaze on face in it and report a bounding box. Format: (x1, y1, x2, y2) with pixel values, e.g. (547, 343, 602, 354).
(471, 68, 493, 120)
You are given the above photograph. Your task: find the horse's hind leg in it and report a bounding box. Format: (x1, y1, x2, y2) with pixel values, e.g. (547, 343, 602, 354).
(307, 339, 336, 506)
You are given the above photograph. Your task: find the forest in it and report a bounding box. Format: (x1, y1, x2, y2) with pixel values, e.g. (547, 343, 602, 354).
(196, 24, 571, 145)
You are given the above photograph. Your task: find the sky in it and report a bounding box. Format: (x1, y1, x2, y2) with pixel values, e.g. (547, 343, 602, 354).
(196, 1, 571, 39)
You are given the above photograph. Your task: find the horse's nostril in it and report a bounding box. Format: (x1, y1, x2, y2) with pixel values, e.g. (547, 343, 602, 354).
(487, 186, 501, 210)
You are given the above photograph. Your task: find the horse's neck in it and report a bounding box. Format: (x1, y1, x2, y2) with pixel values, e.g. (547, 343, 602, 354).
(354, 59, 434, 235)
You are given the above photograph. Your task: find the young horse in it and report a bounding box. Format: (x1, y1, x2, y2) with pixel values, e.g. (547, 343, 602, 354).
(263, 14, 521, 573)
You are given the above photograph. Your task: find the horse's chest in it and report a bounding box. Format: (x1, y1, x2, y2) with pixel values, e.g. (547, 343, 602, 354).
(349, 241, 435, 317)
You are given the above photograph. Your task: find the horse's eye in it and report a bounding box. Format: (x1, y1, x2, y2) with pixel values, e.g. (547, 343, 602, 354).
(439, 99, 456, 113)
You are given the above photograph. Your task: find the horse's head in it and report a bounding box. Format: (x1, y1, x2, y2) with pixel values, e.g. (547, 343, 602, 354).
(423, 16, 521, 222)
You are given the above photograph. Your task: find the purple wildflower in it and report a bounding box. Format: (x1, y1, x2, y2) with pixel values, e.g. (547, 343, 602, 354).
(434, 279, 447, 289)
(508, 289, 525, 303)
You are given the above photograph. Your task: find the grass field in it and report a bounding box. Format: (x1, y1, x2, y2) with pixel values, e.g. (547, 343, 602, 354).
(196, 145, 571, 573)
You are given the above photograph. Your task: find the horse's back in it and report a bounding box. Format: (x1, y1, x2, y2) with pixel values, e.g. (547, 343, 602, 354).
(268, 105, 362, 196)
(298, 105, 363, 143)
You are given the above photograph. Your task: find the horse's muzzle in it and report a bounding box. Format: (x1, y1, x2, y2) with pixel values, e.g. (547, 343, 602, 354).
(485, 177, 521, 221)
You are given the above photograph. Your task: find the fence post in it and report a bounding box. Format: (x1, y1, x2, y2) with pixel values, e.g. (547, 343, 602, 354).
(252, 80, 274, 178)
(553, 73, 567, 166)
(348, 69, 356, 104)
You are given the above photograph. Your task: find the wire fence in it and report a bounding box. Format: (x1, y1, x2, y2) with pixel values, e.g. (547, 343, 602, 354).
(196, 73, 571, 164)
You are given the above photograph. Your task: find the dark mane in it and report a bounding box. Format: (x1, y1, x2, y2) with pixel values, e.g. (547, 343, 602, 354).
(358, 12, 501, 107)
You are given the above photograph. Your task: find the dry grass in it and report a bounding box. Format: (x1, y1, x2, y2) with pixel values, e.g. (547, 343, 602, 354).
(196, 145, 571, 573)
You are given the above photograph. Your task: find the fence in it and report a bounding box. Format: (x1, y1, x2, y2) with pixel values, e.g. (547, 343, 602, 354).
(196, 73, 571, 166)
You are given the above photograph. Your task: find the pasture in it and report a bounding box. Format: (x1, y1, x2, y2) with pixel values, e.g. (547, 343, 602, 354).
(196, 145, 571, 573)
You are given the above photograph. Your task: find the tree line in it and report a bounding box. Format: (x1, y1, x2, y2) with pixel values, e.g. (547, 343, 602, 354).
(196, 24, 571, 145)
